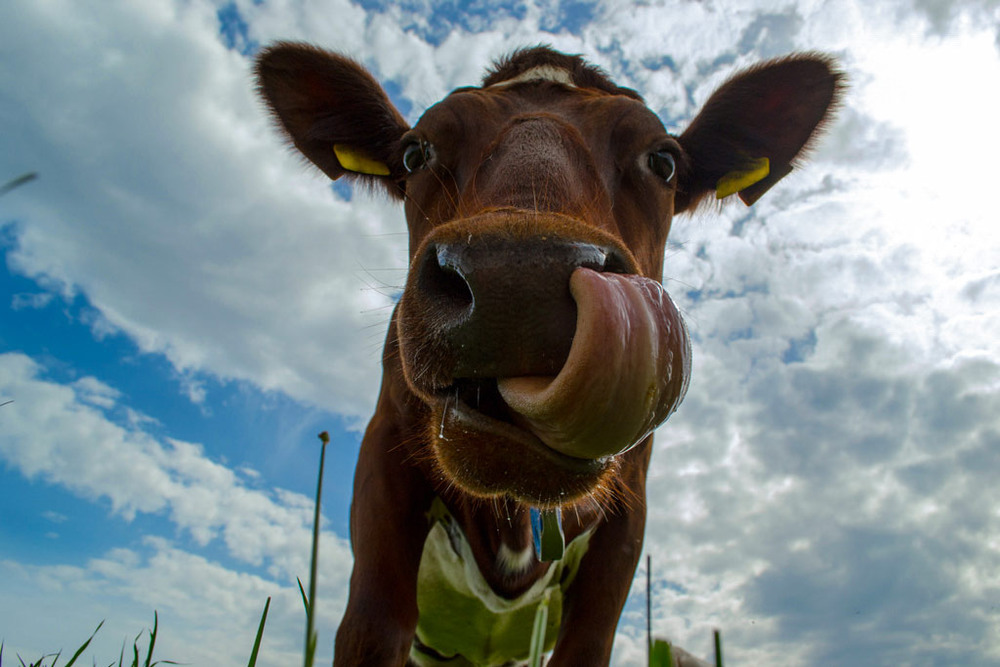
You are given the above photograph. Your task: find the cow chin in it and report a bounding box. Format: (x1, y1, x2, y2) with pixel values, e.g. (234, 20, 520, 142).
(427, 390, 616, 506)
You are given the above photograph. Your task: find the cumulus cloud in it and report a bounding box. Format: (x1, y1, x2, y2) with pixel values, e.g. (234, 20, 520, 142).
(633, 341, 1000, 663)
(42, 509, 69, 524)
(619, 5, 1000, 662)
(10, 291, 55, 311)
(2, 0, 999, 665)
(0, 0, 405, 423)
(71, 375, 122, 409)
(1, 538, 338, 666)
(0, 350, 352, 587)
(0, 351, 353, 664)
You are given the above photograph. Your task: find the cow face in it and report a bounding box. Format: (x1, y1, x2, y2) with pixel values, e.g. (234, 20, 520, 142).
(256, 45, 842, 506)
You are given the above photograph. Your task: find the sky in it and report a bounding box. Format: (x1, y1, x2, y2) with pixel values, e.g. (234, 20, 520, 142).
(1, 0, 998, 665)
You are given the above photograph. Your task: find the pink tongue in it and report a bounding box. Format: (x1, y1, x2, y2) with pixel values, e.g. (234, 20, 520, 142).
(497, 268, 690, 460)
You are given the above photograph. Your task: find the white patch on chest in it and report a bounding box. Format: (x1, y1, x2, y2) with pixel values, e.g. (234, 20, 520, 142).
(490, 65, 577, 89)
(497, 542, 535, 574)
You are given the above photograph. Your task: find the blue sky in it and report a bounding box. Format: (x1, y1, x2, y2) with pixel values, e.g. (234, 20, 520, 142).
(2, 1, 999, 665)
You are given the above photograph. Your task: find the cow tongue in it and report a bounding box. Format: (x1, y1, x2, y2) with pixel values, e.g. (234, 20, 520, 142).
(497, 268, 690, 460)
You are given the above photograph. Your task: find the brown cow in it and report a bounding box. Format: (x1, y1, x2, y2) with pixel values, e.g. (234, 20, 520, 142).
(256, 44, 841, 666)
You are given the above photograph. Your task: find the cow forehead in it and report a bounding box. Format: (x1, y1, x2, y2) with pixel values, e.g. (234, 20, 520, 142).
(487, 65, 577, 89)
(428, 79, 658, 135)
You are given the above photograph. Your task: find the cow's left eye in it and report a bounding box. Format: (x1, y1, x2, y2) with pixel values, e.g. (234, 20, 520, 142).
(648, 150, 676, 183)
(403, 140, 434, 173)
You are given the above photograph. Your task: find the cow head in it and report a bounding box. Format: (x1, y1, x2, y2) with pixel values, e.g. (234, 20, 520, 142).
(256, 44, 842, 507)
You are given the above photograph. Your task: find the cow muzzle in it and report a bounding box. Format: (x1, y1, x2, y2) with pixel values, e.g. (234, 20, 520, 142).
(397, 211, 690, 503)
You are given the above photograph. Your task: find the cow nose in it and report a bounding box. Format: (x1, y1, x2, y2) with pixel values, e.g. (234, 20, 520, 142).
(414, 237, 625, 378)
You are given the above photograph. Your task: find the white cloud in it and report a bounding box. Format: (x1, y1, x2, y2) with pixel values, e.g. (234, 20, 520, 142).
(622, 5, 1000, 662)
(0, 351, 353, 616)
(10, 291, 55, 310)
(0, 0, 404, 423)
(1, 538, 342, 667)
(71, 375, 122, 410)
(42, 509, 69, 523)
(3, 0, 1000, 665)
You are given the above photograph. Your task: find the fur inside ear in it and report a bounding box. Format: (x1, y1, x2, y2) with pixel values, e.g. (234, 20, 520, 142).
(676, 53, 844, 211)
(255, 42, 410, 196)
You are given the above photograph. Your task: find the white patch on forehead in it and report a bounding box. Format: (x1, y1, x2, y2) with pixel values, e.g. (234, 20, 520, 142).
(490, 65, 577, 89)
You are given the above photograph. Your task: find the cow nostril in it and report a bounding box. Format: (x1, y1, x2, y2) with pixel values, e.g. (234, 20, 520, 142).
(416, 244, 474, 317)
(561, 243, 631, 275)
(407, 235, 638, 383)
(602, 250, 631, 275)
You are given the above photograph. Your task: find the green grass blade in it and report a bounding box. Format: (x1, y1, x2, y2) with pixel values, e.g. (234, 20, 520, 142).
(0, 172, 38, 197)
(143, 612, 157, 667)
(527, 589, 551, 667)
(714, 629, 723, 667)
(649, 638, 673, 667)
(296, 577, 309, 614)
(63, 621, 104, 667)
(247, 597, 271, 667)
(303, 633, 317, 667)
(303, 432, 329, 667)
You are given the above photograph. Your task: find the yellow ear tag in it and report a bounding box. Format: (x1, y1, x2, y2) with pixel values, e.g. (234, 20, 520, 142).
(716, 157, 770, 199)
(333, 144, 390, 176)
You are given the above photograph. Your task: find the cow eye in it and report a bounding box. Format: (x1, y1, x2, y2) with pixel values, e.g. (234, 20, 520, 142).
(403, 140, 433, 173)
(648, 150, 676, 183)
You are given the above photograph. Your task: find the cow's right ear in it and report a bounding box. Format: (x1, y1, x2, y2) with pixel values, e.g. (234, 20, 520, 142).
(675, 54, 844, 212)
(255, 42, 410, 198)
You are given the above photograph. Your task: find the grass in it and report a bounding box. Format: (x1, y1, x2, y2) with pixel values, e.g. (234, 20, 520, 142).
(0, 613, 178, 667)
(1, 431, 329, 667)
(6, 429, 723, 667)
(0, 172, 38, 197)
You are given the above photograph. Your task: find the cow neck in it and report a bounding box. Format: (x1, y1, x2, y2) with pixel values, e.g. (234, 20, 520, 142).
(441, 495, 596, 600)
(450, 496, 544, 599)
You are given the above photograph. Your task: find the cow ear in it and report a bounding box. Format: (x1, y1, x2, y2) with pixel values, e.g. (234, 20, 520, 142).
(255, 42, 410, 198)
(675, 54, 844, 212)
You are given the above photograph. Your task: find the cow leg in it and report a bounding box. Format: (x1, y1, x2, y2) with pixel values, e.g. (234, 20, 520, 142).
(548, 508, 645, 665)
(334, 392, 434, 666)
(547, 445, 651, 666)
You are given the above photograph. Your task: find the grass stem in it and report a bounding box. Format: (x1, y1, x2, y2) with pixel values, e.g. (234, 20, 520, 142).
(304, 432, 330, 667)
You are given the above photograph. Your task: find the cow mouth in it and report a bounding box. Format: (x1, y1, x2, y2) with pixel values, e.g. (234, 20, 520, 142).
(426, 268, 691, 506)
(446, 379, 535, 440)
(445, 379, 600, 475)
(430, 378, 608, 506)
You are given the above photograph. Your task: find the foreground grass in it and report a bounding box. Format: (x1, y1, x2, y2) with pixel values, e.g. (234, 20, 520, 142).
(7, 430, 722, 667)
(0, 613, 177, 667)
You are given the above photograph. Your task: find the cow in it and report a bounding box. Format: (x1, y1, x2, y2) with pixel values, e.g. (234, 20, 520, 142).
(255, 43, 842, 666)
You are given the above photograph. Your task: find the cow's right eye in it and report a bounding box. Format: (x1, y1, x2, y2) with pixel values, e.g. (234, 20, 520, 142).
(648, 150, 676, 183)
(403, 141, 433, 173)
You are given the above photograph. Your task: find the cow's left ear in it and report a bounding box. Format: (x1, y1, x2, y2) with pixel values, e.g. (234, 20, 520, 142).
(675, 54, 844, 212)
(255, 42, 411, 198)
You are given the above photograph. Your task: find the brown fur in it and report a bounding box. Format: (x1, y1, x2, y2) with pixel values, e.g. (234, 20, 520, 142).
(256, 44, 843, 666)
(482, 46, 643, 100)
